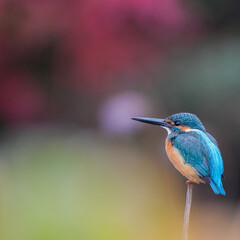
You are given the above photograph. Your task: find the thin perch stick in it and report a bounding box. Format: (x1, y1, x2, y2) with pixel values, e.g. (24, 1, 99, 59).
(182, 183, 194, 240)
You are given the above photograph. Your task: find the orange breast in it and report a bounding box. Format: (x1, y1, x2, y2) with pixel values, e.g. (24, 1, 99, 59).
(165, 140, 205, 184)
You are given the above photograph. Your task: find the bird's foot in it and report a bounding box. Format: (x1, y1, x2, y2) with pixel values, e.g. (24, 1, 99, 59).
(186, 180, 194, 186)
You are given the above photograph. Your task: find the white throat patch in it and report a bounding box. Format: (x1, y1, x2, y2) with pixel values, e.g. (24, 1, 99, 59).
(162, 127, 171, 135)
(185, 129, 200, 133)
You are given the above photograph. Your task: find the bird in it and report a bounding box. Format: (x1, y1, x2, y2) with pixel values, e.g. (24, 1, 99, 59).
(132, 112, 225, 195)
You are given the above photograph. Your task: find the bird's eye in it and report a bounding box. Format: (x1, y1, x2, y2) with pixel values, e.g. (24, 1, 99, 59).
(174, 121, 181, 126)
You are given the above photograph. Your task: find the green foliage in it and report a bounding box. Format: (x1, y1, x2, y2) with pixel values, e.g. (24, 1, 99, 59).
(0, 130, 183, 240)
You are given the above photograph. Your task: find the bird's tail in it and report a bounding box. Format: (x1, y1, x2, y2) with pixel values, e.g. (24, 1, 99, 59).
(210, 181, 226, 195)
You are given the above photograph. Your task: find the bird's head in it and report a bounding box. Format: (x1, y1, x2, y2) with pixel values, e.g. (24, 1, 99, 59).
(132, 112, 205, 134)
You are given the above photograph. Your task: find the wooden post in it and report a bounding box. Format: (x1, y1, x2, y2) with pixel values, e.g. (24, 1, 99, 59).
(182, 183, 194, 240)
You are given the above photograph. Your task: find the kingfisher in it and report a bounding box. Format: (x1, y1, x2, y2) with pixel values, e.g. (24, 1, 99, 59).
(132, 112, 225, 195)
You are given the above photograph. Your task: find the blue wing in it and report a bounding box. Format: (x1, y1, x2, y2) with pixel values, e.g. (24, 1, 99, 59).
(171, 130, 225, 195)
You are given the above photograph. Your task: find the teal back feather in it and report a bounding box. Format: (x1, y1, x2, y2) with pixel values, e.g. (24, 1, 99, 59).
(193, 130, 225, 195)
(169, 130, 225, 195)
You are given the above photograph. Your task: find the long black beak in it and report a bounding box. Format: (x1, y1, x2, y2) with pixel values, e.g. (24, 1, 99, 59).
(131, 117, 171, 127)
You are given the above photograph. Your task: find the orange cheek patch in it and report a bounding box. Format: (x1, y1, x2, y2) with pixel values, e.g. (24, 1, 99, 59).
(165, 120, 173, 124)
(176, 126, 190, 132)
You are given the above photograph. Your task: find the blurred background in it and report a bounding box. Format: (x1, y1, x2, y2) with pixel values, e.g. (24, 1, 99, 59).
(0, 0, 240, 239)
